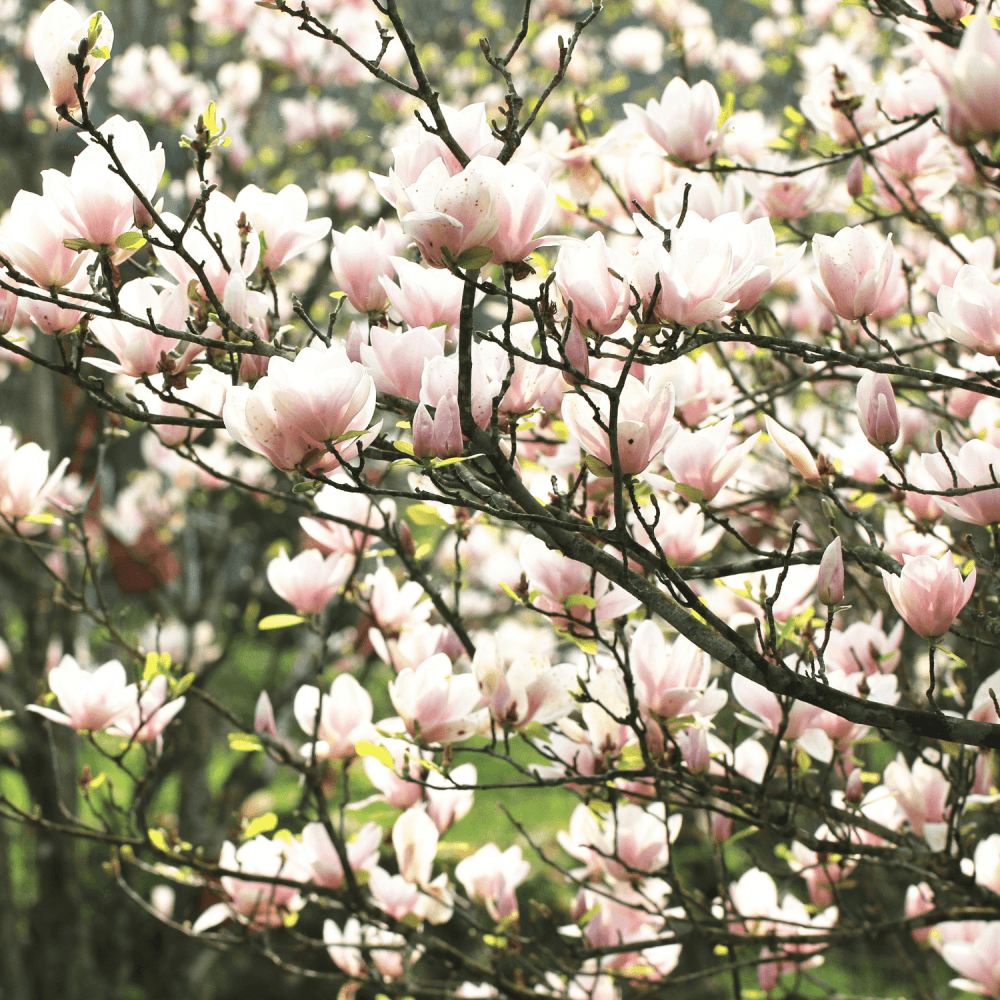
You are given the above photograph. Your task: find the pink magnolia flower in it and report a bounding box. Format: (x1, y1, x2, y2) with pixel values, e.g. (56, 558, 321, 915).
(0, 427, 69, 526)
(235, 183, 331, 271)
(299, 481, 394, 556)
(624, 77, 727, 164)
(455, 843, 531, 921)
(412, 393, 464, 460)
(23, 270, 90, 335)
(0, 190, 93, 289)
(817, 537, 844, 605)
(731, 673, 831, 761)
(562, 375, 677, 476)
(26, 655, 136, 730)
(330, 220, 395, 313)
(555, 232, 635, 339)
(881, 553, 976, 639)
(663, 415, 760, 502)
(928, 265, 1000, 357)
(395, 156, 500, 269)
(941, 921, 1000, 997)
(324, 917, 421, 981)
(884, 752, 950, 849)
(379, 255, 469, 335)
(425, 762, 477, 832)
(745, 154, 825, 221)
(88, 278, 182, 377)
(472, 638, 579, 730)
(366, 564, 433, 636)
(0, 287, 17, 334)
(480, 160, 558, 265)
(388, 653, 483, 744)
(108, 675, 185, 744)
(392, 806, 439, 885)
(222, 344, 379, 474)
(856, 372, 899, 447)
(419, 346, 503, 431)
(811, 226, 894, 320)
(924, 236, 996, 296)
(361, 324, 443, 401)
(645, 501, 723, 565)
(194, 837, 306, 932)
(763, 416, 822, 484)
(254, 691, 276, 737)
(33, 1, 114, 112)
(130, 367, 229, 448)
(291, 820, 381, 890)
(630, 620, 726, 721)
(267, 548, 352, 615)
(519, 535, 641, 631)
(824, 611, 903, 675)
(293, 673, 376, 760)
(923, 439, 1000, 526)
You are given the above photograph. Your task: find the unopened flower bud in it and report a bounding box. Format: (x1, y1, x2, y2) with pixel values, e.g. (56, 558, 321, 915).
(845, 767, 864, 804)
(857, 372, 899, 447)
(846, 156, 865, 199)
(817, 536, 844, 606)
(254, 691, 277, 737)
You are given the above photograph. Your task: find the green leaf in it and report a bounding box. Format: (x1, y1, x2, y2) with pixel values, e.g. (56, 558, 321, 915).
(86, 11, 104, 46)
(89, 46, 110, 59)
(258, 614, 306, 630)
(292, 481, 320, 494)
(498, 581, 521, 601)
(407, 503, 447, 526)
(564, 593, 596, 611)
(115, 232, 147, 252)
(620, 745, 644, 767)
(21, 511, 55, 525)
(355, 740, 395, 769)
(455, 246, 494, 269)
(718, 91, 736, 128)
(228, 732, 263, 752)
(171, 672, 196, 698)
(143, 651, 171, 682)
(563, 632, 597, 655)
(393, 440, 415, 456)
(148, 828, 169, 852)
(583, 453, 613, 478)
(203, 101, 218, 134)
(243, 812, 278, 839)
(576, 903, 602, 926)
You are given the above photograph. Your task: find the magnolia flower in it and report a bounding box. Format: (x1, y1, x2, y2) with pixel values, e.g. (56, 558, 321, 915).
(883, 752, 950, 849)
(0, 427, 69, 528)
(27, 655, 137, 730)
(663, 415, 760, 502)
(330, 220, 396, 313)
(562, 376, 677, 476)
(267, 548, 353, 616)
(624, 77, 727, 164)
(811, 226, 894, 320)
(923, 439, 1000, 526)
(379, 255, 470, 334)
(108, 675, 185, 744)
(763, 416, 822, 484)
(291, 821, 381, 890)
(235, 183, 331, 271)
(360, 324, 444, 401)
(293, 673, 376, 760)
(412, 394, 464, 460)
(881, 553, 976, 639)
(856, 372, 899, 447)
(0, 190, 93, 289)
(388, 653, 483, 744)
(817, 537, 844, 606)
(455, 843, 531, 920)
(34, 1, 114, 112)
(555, 232, 634, 339)
(223, 344, 379, 474)
(472, 638, 579, 730)
(324, 917, 417, 981)
(928, 265, 1000, 357)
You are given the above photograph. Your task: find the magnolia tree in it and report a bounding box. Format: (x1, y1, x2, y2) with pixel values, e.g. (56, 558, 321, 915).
(6, 0, 1000, 997)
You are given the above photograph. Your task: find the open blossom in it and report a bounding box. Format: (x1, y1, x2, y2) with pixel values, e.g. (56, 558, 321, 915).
(455, 843, 531, 921)
(881, 553, 975, 639)
(88, 278, 182, 377)
(294, 673, 376, 760)
(624, 77, 727, 164)
(299, 482, 394, 555)
(562, 376, 677, 476)
(380, 255, 469, 335)
(519, 535, 641, 630)
(235, 183, 331, 271)
(473, 638, 579, 730)
(923, 440, 1000, 526)
(324, 918, 417, 981)
(928, 265, 1000, 357)
(290, 820, 381, 890)
(330, 221, 396, 313)
(479, 159, 559, 265)
(393, 156, 500, 269)
(0, 190, 93, 289)
(663, 415, 760, 502)
(361, 324, 443, 401)
(0, 427, 69, 527)
(555, 232, 634, 339)
(267, 548, 352, 615)
(884, 752, 950, 849)
(27, 655, 137, 731)
(108, 675, 185, 744)
(644, 500, 723, 565)
(33, 1, 114, 112)
(811, 226, 894, 320)
(223, 344, 379, 474)
(941, 922, 1000, 997)
(388, 653, 483, 744)
(194, 837, 306, 932)
(631, 620, 726, 721)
